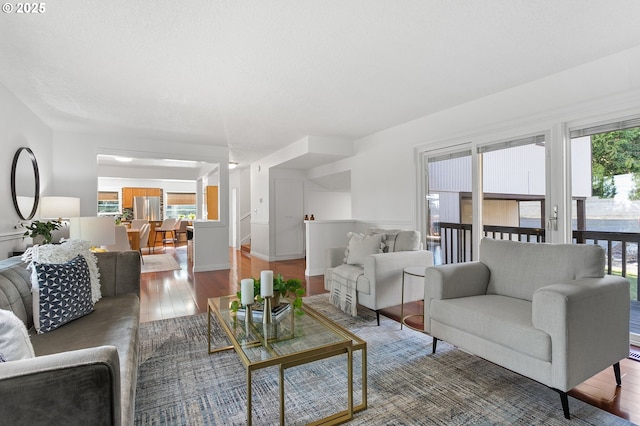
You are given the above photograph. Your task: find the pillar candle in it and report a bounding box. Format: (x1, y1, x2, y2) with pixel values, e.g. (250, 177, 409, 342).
(260, 270, 274, 297)
(241, 278, 254, 306)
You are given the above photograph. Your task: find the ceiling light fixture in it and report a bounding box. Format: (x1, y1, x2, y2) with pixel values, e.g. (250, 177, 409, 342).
(228, 162, 238, 169)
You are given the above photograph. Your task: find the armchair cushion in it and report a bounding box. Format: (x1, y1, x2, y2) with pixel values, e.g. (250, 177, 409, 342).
(432, 295, 551, 361)
(480, 237, 606, 301)
(345, 233, 383, 265)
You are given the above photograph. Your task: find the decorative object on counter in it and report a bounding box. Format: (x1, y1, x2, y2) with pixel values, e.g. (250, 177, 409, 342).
(310, 214, 315, 220)
(304, 214, 309, 220)
(22, 220, 62, 245)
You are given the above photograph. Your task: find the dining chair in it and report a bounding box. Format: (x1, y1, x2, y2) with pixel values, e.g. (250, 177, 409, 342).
(130, 219, 149, 230)
(102, 225, 131, 252)
(174, 219, 189, 246)
(138, 223, 151, 263)
(153, 218, 178, 252)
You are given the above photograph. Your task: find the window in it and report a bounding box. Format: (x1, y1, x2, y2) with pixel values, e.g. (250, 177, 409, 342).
(98, 191, 119, 215)
(166, 192, 196, 219)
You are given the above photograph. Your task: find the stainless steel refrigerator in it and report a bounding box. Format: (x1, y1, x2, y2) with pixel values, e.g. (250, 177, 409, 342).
(133, 196, 161, 221)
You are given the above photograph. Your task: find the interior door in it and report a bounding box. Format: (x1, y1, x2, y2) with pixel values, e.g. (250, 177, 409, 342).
(274, 179, 304, 259)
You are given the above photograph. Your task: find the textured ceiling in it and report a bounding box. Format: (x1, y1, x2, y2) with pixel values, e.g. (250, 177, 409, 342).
(2, 0, 640, 167)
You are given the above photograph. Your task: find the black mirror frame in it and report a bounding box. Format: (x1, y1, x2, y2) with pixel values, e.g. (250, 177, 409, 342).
(11, 147, 40, 221)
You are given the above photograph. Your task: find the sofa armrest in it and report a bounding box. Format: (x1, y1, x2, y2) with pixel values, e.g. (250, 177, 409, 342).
(325, 247, 347, 269)
(0, 345, 121, 425)
(532, 275, 630, 391)
(423, 261, 490, 333)
(362, 250, 434, 310)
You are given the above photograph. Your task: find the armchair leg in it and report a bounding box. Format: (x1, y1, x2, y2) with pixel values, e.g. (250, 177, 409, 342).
(553, 389, 570, 419)
(614, 362, 622, 386)
(375, 311, 380, 326)
(432, 337, 438, 354)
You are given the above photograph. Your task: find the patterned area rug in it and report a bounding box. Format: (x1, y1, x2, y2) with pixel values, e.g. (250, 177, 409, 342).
(135, 295, 631, 425)
(140, 254, 181, 274)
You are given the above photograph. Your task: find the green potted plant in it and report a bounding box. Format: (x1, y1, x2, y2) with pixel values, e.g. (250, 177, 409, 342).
(22, 220, 62, 245)
(230, 274, 305, 315)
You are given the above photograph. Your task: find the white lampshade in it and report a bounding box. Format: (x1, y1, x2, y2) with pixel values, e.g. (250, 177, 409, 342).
(40, 196, 80, 220)
(69, 217, 115, 246)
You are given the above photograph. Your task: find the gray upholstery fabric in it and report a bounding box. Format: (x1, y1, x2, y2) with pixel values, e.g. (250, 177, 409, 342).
(0, 250, 140, 426)
(432, 295, 551, 361)
(480, 238, 605, 301)
(424, 238, 630, 393)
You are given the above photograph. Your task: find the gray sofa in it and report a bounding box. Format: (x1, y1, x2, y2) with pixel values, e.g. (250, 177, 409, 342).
(0, 251, 141, 426)
(424, 238, 630, 419)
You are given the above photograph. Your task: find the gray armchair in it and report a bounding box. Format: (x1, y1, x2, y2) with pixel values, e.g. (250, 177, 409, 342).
(424, 238, 630, 419)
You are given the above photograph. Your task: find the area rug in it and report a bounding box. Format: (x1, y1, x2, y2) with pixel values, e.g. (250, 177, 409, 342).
(134, 295, 631, 425)
(140, 254, 181, 274)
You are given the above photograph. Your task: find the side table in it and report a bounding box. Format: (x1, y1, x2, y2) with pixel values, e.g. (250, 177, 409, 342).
(400, 266, 426, 331)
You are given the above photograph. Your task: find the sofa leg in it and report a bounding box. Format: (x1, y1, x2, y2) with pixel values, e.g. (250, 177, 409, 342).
(375, 311, 380, 326)
(432, 337, 438, 354)
(614, 362, 622, 386)
(553, 389, 570, 419)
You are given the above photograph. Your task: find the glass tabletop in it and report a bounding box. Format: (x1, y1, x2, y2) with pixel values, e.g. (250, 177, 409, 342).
(208, 296, 357, 366)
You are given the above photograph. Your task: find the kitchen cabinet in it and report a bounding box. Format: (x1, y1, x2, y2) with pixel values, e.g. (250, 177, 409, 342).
(122, 187, 162, 209)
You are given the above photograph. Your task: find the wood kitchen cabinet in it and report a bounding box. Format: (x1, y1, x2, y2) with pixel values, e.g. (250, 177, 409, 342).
(122, 187, 162, 209)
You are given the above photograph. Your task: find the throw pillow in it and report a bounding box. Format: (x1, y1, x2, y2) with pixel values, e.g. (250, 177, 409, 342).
(394, 230, 422, 252)
(33, 255, 95, 334)
(366, 228, 402, 252)
(346, 233, 384, 265)
(23, 239, 102, 303)
(0, 309, 35, 361)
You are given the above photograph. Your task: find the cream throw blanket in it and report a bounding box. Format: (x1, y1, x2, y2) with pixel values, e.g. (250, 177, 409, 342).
(329, 264, 362, 317)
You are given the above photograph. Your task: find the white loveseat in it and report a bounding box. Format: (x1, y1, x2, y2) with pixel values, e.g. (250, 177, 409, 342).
(424, 238, 630, 419)
(325, 229, 433, 324)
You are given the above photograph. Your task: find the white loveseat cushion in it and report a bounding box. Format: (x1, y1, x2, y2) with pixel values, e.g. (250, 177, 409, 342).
(431, 294, 551, 362)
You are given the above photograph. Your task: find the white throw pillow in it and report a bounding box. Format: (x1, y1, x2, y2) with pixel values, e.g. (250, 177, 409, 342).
(0, 309, 35, 362)
(394, 230, 421, 252)
(346, 233, 383, 265)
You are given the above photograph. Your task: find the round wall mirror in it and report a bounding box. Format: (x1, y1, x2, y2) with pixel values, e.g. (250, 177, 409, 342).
(11, 147, 40, 220)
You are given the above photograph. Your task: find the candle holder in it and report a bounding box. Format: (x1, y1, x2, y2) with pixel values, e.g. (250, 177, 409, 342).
(262, 296, 273, 324)
(244, 303, 253, 324)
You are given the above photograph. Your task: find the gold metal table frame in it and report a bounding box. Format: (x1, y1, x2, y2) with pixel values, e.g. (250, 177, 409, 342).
(208, 296, 368, 425)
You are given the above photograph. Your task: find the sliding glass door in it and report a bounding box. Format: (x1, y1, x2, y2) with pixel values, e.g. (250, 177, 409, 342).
(570, 118, 640, 343)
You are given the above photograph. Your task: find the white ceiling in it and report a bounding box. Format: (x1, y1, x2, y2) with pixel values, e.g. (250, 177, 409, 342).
(2, 1, 640, 168)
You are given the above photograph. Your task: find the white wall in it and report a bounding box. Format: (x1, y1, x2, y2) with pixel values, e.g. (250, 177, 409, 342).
(0, 83, 53, 258)
(305, 190, 351, 220)
(345, 45, 640, 242)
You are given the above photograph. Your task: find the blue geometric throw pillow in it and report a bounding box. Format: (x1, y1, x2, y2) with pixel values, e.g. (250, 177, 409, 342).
(34, 255, 94, 333)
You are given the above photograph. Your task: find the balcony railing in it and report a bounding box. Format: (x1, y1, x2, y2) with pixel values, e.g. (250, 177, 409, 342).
(434, 222, 639, 301)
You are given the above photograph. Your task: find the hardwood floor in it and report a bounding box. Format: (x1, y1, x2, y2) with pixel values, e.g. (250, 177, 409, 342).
(140, 245, 640, 423)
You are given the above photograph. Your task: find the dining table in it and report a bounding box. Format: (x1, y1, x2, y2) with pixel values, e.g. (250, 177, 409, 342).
(126, 228, 140, 251)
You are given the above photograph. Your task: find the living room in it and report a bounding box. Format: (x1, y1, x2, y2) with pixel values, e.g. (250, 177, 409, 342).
(2, 2, 640, 424)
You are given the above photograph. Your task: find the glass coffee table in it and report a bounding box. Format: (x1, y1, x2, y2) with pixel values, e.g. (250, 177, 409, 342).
(207, 296, 368, 426)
